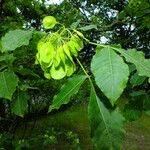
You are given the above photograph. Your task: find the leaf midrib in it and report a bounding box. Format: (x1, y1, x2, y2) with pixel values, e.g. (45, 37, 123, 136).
(95, 89, 113, 148)
(108, 48, 114, 100)
(52, 77, 85, 108)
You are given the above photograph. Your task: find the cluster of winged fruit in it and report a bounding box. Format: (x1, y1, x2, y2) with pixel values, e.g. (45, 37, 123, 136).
(36, 31, 84, 79)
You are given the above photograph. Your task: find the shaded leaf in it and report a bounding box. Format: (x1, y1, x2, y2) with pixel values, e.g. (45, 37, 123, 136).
(48, 75, 86, 112)
(0, 65, 7, 71)
(0, 40, 2, 51)
(91, 46, 129, 105)
(145, 110, 150, 116)
(1, 29, 32, 52)
(129, 64, 136, 73)
(0, 70, 19, 100)
(143, 94, 150, 110)
(79, 25, 97, 31)
(88, 85, 125, 150)
(0, 53, 15, 64)
(11, 91, 28, 117)
(14, 66, 40, 78)
(123, 104, 142, 121)
(129, 90, 146, 97)
(124, 90, 148, 121)
(70, 20, 81, 29)
(130, 72, 147, 87)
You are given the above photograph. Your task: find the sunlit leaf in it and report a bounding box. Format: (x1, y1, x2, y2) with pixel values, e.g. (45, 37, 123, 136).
(91, 46, 129, 105)
(1, 29, 32, 52)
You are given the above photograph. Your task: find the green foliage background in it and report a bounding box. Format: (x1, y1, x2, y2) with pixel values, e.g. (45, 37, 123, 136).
(0, 0, 150, 149)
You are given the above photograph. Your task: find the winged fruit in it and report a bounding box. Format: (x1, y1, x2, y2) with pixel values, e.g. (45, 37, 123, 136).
(38, 42, 54, 64)
(36, 21, 85, 80)
(43, 16, 57, 29)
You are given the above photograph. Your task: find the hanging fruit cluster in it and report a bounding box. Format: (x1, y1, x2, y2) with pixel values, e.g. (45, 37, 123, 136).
(35, 16, 84, 80)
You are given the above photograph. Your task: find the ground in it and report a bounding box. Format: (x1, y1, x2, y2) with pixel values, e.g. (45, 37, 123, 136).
(13, 103, 150, 150)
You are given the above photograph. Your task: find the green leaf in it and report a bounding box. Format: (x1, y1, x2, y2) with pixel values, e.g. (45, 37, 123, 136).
(123, 99, 143, 121)
(70, 20, 81, 29)
(11, 91, 28, 117)
(145, 110, 150, 116)
(0, 40, 2, 51)
(129, 90, 146, 97)
(112, 47, 150, 77)
(0, 70, 19, 100)
(48, 75, 86, 112)
(0, 53, 15, 64)
(130, 72, 147, 87)
(118, 11, 126, 20)
(123, 106, 142, 121)
(129, 64, 136, 73)
(143, 94, 150, 111)
(79, 25, 97, 31)
(14, 66, 40, 78)
(91, 46, 129, 105)
(0, 65, 7, 72)
(88, 85, 125, 150)
(1, 29, 32, 52)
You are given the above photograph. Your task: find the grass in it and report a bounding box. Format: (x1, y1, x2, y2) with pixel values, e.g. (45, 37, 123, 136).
(36, 105, 94, 149)
(124, 114, 150, 150)
(10, 101, 150, 150)
(14, 104, 95, 150)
